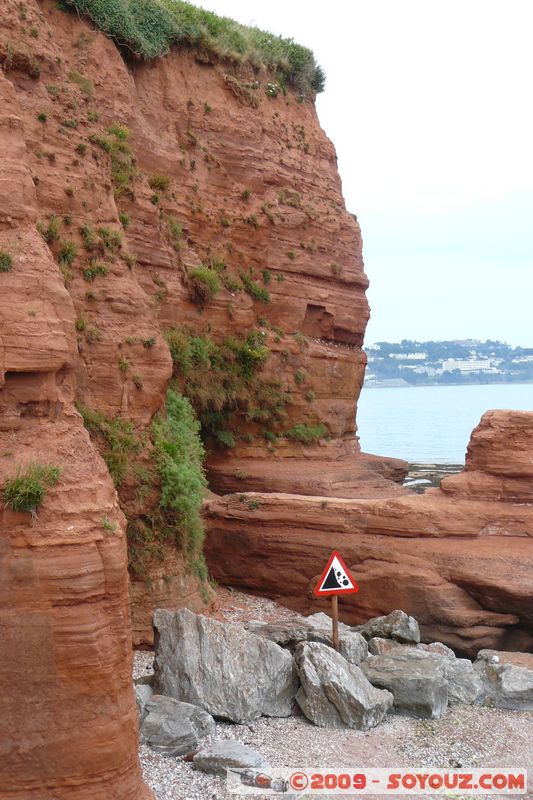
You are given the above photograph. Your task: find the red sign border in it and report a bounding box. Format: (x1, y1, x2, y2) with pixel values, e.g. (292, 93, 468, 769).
(313, 550, 360, 596)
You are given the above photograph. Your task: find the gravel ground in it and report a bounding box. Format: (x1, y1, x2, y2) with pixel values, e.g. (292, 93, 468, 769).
(137, 590, 533, 800)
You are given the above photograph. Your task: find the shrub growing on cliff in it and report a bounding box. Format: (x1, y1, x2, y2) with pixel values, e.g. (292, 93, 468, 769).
(58, 0, 325, 95)
(187, 266, 221, 306)
(3, 462, 61, 513)
(152, 390, 207, 572)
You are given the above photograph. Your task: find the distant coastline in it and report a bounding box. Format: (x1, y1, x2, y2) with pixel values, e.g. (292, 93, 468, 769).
(365, 378, 533, 388)
(364, 338, 533, 388)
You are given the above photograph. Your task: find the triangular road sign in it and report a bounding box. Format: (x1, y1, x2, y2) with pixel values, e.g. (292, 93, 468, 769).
(313, 550, 360, 596)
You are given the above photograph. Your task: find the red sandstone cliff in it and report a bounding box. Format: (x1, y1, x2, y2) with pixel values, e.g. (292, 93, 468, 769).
(0, 0, 405, 648)
(0, 1, 402, 795)
(0, 55, 151, 800)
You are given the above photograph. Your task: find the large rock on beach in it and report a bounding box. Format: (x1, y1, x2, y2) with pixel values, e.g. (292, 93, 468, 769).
(153, 609, 297, 723)
(294, 642, 393, 729)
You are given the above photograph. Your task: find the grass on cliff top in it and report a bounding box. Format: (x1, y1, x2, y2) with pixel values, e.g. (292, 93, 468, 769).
(58, 0, 325, 94)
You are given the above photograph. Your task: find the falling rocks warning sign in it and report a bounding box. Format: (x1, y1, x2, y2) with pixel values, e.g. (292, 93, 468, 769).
(313, 550, 360, 596)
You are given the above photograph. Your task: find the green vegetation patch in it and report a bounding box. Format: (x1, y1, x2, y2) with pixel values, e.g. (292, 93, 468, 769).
(58, 0, 325, 94)
(187, 265, 221, 306)
(165, 328, 288, 448)
(0, 251, 13, 272)
(3, 462, 61, 513)
(285, 422, 328, 443)
(90, 123, 137, 199)
(151, 389, 207, 573)
(77, 403, 140, 486)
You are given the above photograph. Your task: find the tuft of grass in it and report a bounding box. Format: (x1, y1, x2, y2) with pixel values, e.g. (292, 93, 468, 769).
(285, 423, 328, 443)
(83, 261, 108, 282)
(57, 239, 78, 265)
(75, 142, 87, 156)
(36, 111, 47, 123)
(58, 0, 325, 95)
(101, 516, 117, 532)
(0, 251, 13, 272)
(119, 211, 130, 229)
(239, 271, 270, 303)
(37, 215, 61, 244)
(2, 462, 61, 513)
(98, 226, 122, 251)
(68, 69, 94, 97)
(148, 172, 171, 192)
(167, 216, 182, 250)
(61, 117, 79, 129)
(294, 368, 307, 385)
(80, 223, 97, 251)
(294, 331, 309, 350)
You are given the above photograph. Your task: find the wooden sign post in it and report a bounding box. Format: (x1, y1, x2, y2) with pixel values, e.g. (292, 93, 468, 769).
(313, 550, 359, 651)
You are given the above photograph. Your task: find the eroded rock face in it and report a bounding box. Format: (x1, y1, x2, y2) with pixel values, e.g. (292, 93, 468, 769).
(205, 411, 533, 656)
(153, 609, 298, 723)
(0, 53, 151, 800)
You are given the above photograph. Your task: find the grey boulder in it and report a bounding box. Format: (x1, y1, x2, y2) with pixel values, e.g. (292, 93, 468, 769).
(135, 683, 153, 724)
(193, 741, 269, 776)
(294, 642, 393, 729)
(360, 610, 420, 644)
(444, 658, 482, 705)
(305, 612, 354, 638)
(474, 650, 533, 710)
(153, 608, 298, 723)
(139, 695, 215, 757)
(338, 632, 369, 666)
(247, 617, 368, 664)
(361, 649, 448, 719)
(244, 620, 311, 651)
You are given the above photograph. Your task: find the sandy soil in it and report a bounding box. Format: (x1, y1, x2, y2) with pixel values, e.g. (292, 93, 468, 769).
(137, 590, 533, 800)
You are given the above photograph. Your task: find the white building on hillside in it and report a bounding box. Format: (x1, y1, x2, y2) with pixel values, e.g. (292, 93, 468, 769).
(442, 358, 496, 373)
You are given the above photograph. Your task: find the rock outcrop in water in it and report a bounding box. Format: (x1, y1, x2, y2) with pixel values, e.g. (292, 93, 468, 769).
(205, 410, 533, 656)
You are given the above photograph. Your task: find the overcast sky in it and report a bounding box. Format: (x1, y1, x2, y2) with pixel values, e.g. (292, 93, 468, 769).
(194, 1, 533, 346)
